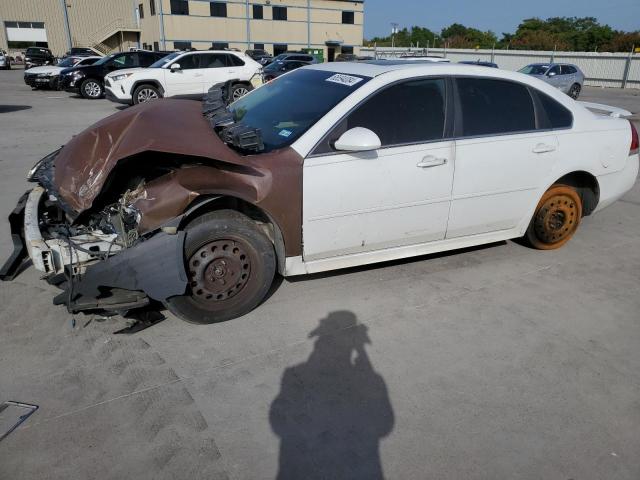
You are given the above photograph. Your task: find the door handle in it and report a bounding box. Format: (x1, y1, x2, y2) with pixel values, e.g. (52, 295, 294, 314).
(194, 73, 204, 77)
(417, 156, 447, 168)
(532, 143, 556, 154)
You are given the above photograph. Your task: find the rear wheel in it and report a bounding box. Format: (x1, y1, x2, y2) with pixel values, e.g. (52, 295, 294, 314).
(525, 184, 582, 250)
(568, 83, 581, 99)
(166, 210, 276, 324)
(230, 83, 251, 102)
(80, 79, 103, 99)
(133, 84, 162, 105)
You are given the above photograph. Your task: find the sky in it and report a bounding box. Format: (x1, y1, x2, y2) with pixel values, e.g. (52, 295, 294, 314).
(363, 0, 640, 39)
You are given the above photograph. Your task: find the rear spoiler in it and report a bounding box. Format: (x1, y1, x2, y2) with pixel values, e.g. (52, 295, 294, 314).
(578, 101, 633, 118)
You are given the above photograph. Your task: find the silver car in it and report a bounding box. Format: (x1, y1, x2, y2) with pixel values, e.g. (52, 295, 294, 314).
(0, 50, 11, 70)
(518, 63, 584, 99)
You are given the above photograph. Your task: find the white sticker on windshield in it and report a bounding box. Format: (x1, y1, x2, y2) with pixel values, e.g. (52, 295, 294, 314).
(279, 129, 293, 138)
(325, 74, 363, 87)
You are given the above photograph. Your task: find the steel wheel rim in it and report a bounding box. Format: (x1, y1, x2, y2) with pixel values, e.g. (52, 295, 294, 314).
(137, 88, 158, 103)
(188, 239, 252, 305)
(570, 85, 580, 99)
(534, 193, 578, 244)
(85, 81, 100, 97)
(232, 87, 249, 100)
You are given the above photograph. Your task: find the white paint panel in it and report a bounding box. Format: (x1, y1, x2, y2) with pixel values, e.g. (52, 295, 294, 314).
(303, 141, 455, 260)
(6, 27, 47, 43)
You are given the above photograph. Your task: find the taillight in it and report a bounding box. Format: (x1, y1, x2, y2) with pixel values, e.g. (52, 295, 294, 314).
(630, 120, 639, 155)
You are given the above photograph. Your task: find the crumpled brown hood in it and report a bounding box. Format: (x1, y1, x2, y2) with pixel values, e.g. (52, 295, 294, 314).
(54, 99, 251, 212)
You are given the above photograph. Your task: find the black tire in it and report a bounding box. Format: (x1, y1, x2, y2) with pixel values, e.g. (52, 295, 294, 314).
(568, 83, 581, 100)
(166, 210, 276, 324)
(49, 77, 59, 90)
(133, 84, 162, 105)
(229, 83, 252, 102)
(80, 78, 103, 99)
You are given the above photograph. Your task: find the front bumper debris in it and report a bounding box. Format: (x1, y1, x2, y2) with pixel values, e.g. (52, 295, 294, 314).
(0, 191, 29, 281)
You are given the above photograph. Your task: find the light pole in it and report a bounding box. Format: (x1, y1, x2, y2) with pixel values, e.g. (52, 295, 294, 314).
(391, 23, 398, 49)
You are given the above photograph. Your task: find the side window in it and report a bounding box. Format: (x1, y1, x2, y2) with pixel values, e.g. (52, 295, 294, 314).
(532, 90, 573, 129)
(200, 54, 226, 68)
(562, 65, 577, 75)
(176, 54, 199, 69)
(110, 55, 127, 68)
(124, 53, 140, 67)
(548, 65, 561, 76)
(456, 78, 535, 137)
(226, 54, 245, 67)
(314, 78, 447, 154)
(139, 53, 157, 67)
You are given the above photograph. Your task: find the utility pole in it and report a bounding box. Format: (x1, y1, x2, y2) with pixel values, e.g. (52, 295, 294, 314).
(391, 23, 398, 49)
(59, 0, 72, 50)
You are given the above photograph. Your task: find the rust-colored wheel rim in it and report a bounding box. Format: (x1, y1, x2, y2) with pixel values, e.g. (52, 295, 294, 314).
(188, 239, 252, 305)
(529, 185, 582, 250)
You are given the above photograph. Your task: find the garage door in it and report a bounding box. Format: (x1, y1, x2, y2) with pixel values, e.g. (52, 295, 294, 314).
(4, 22, 48, 43)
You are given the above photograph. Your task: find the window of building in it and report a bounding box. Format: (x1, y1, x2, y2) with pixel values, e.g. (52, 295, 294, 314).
(139, 3, 144, 19)
(273, 44, 288, 56)
(273, 6, 287, 21)
(342, 11, 354, 24)
(150, 0, 156, 15)
(4, 21, 18, 28)
(456, 78, 535, 137)
(342, 46, 354, 54)
(174, 41, 192, 50)
(211, 42, 229, 50)
(31, 22, 45, 29)
(531, 90, 573, 129)
(254, 43, 265, 50)
(153, 41, 159, 51)
(170, 0, 189, 15)
(253, 5, 263, 19)
(210, 2, 227, 17)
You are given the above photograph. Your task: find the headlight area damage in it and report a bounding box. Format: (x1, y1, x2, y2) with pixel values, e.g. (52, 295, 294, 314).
(0, 83, 303, 321)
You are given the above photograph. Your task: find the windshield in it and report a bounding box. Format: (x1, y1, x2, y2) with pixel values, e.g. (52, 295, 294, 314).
(519, 64, 549, 75)
(94, 53, 117, 65)
(229, 69, 370, 152)
(150, 52, 179, 68)
(57, 57, 78, 67)
(264, 61, 284, 72)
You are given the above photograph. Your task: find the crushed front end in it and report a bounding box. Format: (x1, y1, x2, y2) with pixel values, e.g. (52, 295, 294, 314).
(0, 149, 188, 314)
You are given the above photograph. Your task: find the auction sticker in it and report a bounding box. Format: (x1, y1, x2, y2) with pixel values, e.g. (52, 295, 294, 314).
(326, 74, 364, 87)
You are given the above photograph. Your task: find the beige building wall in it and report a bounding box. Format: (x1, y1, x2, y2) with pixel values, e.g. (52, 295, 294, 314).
(0, 0, 138, 56)
(152, 0, 363, 59)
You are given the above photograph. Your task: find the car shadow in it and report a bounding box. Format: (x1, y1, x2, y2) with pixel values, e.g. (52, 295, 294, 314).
(270, 311, 394, 480)
(0, 105, 32, 113)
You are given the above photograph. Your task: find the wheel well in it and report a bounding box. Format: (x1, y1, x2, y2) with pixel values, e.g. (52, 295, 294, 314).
(231, 80, 253, 90)
(181, 195, 286, 274)
(554, 171, 599, 216)
(132, 80, 164, 95)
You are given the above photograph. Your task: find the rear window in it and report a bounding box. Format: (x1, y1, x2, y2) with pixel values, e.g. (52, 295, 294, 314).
(456, 78, 535, 137)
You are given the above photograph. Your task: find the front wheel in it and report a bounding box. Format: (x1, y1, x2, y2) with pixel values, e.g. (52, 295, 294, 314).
(525, 184, 583, 250)
(568, 83, 581, 99)
(133, 84, 162, 105)
(166, 210, 276, 324)
(80, 79, 103, 99)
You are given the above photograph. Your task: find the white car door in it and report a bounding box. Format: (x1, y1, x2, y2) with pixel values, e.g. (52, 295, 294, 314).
(303, 78, 455, 260)
(163, 53, 204, 97)
(199, 53, 233, 92)
(446, 77, 562, 238)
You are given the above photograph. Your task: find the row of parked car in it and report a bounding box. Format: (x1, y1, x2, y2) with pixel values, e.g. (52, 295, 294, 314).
(17, 46, 586, 106)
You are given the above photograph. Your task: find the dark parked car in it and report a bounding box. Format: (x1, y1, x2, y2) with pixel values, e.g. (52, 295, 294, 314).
(63, 47, 101, 58)
(459, 60, 499, 68)
(24, 47, 55, 70)
(335, 53, 358, 62)
(59, 50, 170, 99)
(263, 52, 318, 66)
(262, 60, 310, 81)
(245, 49, 272, 64)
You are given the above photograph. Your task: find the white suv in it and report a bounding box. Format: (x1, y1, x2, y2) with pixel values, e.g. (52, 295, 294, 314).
(104, 50, 261, 105)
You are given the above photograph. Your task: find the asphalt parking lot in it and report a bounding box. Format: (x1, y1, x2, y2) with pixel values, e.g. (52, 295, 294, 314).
(1, 68, 640, 479)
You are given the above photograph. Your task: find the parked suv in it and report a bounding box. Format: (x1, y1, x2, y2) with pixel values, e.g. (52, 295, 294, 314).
(59, 50, 170, 99)
(245, 49, 272, 64)
(24, 47, 55, 70)
(264, 52, 318, 66)
(0, 50, 10, 70)
(518, 63, 585, 99)
(262, 60, 310, 81)
(105, 50, 261, 105)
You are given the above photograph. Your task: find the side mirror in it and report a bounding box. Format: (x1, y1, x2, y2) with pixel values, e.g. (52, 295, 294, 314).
(170, 63, 181, 72)
(334, 127, 381, 152)
(547, 71, 556, 77)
